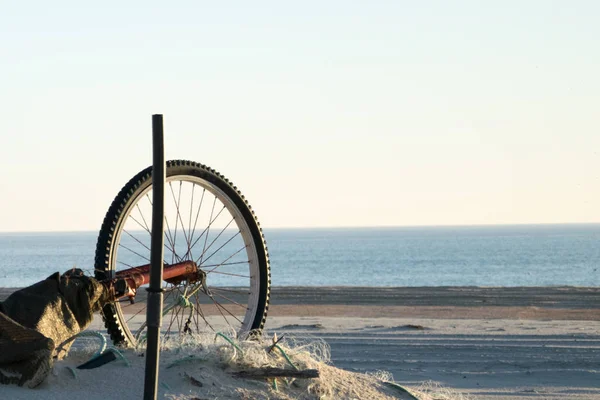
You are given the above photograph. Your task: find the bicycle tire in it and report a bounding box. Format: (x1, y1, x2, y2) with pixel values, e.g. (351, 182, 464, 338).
(94, 160, 270, 347)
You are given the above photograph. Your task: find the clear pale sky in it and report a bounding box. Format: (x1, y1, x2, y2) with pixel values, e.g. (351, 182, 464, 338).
(1, 1, 599, 231)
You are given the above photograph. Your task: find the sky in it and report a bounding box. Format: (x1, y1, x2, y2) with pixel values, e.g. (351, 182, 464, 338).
(1, 1, 599, 231)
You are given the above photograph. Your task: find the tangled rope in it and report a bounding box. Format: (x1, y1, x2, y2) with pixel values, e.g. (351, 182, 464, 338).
(59, 331, 130, 379)
(134, 291, 199, 344)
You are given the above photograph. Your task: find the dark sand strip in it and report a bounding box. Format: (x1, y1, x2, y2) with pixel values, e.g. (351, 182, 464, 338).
(2, 286, 599, 308)
(268, 286, 600, 308)
(3, 286, 598, 320)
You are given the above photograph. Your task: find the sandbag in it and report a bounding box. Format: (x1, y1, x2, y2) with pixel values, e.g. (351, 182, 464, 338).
(0, 269, 108, 387)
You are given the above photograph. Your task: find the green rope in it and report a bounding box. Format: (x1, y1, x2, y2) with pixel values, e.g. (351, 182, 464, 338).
(175, 295, 192, 308)
(57, 331, 108, 358)
(273, 344, 298, 371)
(185, 282, 204, 298)
(135, 293, 196, 344)
(161, 294, 193, 316)
(59, 334, 131, 380)
(215, 332, 244, 354)
(67, 347, 130, 378)
(59, 330, 117, 380)
(107, 347, 130, 367)
(66, 366, 77, 379)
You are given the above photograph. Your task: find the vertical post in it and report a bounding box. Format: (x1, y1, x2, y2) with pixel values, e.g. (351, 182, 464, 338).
(144, 114, 165, 400)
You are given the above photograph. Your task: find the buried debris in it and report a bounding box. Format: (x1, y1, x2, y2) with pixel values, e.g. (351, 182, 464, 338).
(404, 324, 427, 330)
(232, 367, 320, 380)
(184, 372, 204, 387)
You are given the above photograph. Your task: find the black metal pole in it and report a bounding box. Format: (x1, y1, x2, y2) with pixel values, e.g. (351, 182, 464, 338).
(143, 114, 165, 400)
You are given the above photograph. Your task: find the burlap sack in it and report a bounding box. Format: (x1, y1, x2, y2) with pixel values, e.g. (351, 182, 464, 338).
(0, 269, 108, 388)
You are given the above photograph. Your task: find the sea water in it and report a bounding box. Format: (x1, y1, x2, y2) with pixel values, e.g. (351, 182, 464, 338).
(0, 224, 599, 288)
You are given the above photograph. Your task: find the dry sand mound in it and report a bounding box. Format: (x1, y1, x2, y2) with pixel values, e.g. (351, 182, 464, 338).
(1, 331, 470, 400)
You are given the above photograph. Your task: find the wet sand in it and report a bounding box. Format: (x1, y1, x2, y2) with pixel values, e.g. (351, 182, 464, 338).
(266, 286, 600, 320)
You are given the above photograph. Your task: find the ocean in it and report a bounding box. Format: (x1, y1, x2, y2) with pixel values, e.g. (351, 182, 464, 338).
(0, 224, 599, 288)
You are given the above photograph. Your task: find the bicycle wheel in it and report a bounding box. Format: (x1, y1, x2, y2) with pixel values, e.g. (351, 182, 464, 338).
(94, 160, 270, 347)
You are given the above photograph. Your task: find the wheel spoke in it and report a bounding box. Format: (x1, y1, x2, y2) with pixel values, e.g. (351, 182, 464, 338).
(140, 193, 180, 258)
(189, 188, 206, 250)
(125, 303, 147, 324)
(136, 203, 152, 233)
(187, 184, 196, 257)
(211, 291, 247, 309)
(170, 181, 193, 260)
(199, 197, 218, 265)
(206, 294, 233, 328)
(211, 287, 250, 295)
(168, 182, 180, 261)
(163, 218, 179, 264)
(122, 229, 152, 253)
(183, 204, 227, 260)
(192, 296, 214, 331)
(164, 286, 184, 337)
(117, 260, 134, 268)
(197, 229, 240, 267)
(208, 270, 251, 278)
(128, 214, 151, 235)
(210, 295, 243, 324)
(118, 243, 150, 263)
(202, 259, 249, 271)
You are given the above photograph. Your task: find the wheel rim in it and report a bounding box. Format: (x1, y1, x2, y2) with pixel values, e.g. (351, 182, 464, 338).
(107, 174, 262, 345)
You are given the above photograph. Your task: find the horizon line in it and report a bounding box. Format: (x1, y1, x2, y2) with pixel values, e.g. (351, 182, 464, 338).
(1, 221, 600, 234)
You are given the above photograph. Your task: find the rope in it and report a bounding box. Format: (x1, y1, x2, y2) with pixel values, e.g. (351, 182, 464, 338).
(135, 293, 196, 343)
(214, 332, 243, 354)
(58, 331, 130, 379)
(57, 331, 107, 359)
(108, 347, 130, 367)
(66, 346, 130, 379)
(273, 344, 298, 371)
(65, 366, 77, 379)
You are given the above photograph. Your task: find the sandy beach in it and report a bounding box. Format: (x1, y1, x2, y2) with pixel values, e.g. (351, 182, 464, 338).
(266, 287, 600, 399)
(1, 286, 599, 399)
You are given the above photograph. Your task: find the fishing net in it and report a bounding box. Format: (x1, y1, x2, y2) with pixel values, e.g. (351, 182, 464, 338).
(0, 269, 107, 388)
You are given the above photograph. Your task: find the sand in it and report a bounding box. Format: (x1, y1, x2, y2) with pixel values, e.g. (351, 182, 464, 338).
(1, 286, 599, 399)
